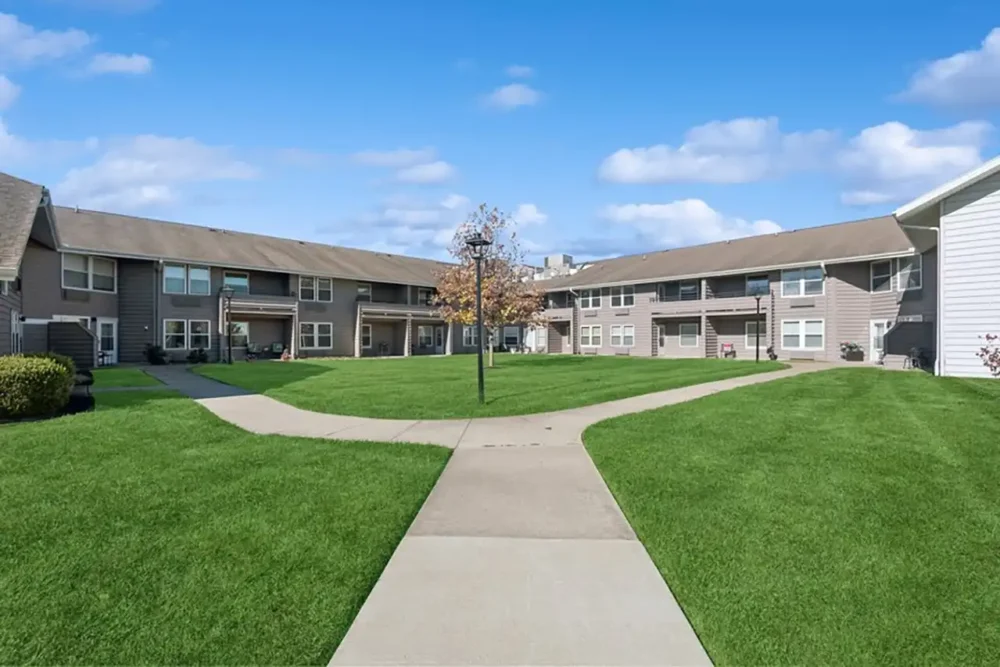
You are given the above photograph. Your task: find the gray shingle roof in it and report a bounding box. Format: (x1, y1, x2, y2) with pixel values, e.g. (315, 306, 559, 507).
(54, 206, 452, 287)
(538, 215, 915, 291)
(0, 172, 45, 275)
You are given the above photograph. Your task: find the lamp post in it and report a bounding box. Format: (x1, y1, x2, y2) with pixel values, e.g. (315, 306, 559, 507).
(465, 231, 492, 404)
(220, 285, 235, 364)
(754, 294, 763, 362)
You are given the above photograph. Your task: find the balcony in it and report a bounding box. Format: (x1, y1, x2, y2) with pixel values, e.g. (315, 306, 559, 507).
(651, 288, 772, 316)
(358, 301, 440, 319)
(223, 293, 297, 316)
(651, 292, 704, 316)
(544, 306, 573, 321)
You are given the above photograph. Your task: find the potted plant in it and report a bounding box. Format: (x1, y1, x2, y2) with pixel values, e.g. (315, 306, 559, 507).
(840, 341, 864, 362)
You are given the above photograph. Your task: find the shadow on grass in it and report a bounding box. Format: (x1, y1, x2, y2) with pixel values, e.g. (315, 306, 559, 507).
(195, 361, 334, 393)
(96, 390, 186, 411)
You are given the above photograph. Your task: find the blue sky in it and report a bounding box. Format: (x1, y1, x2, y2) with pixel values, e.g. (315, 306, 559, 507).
(2, 0, 1000, 263)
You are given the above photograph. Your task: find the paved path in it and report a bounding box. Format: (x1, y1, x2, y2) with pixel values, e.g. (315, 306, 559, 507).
(146, 363, 828, 666)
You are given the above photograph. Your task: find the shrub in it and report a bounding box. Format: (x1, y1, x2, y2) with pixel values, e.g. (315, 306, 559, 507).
(978, 333, 1000, 377)
(187, 348, 209, 364)
(144, 344, 169, 365)
(0, 356, 73, 420)
(22, 351, 77, 377)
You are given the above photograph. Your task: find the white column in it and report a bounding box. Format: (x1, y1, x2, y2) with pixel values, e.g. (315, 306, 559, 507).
(445, 323, 453, 355)
(700, 314, 708, 358)
(404, 316, 412, 357)
(290, 309, 298, 359)
(354, 304, 362, 358)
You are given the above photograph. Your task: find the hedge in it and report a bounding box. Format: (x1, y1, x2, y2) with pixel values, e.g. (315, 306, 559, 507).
(0, 356, 74, 420)
(22, 351, 77, 378)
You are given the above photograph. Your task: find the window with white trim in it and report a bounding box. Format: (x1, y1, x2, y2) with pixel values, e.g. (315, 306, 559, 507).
(299, 322, 332, 349)
(228, 321, 250, 348)
(610, 324, 635, 347)
(417, 288, 434, 305)
(580, 324, 602, 347)
(164, 264, 187, 294)
(679, 323, 699, 347)
(361, 324, 372, 349)
(503, 326, 520, 348)
(164, 319, 187, 349)
(463, 325, 479, 347)
(62, 253, 116, 293)
(417, 325, 434, 347)
(745, 320, 765, 348)
(610, 285, 635, 308)
(164, 264, 212, 295)
(896, 255, 922, 291)
(188, 267, 211, 295)
(357, 283, 372, 302)
(223, 271, 249, 295)
(189, 320, 211, 349)
(780, 266, 823, 297)
(298, 276, 332, 302)
(579, 289, 601, 309)
(781, 319, 824, 350)
(870, 260, 892, 293)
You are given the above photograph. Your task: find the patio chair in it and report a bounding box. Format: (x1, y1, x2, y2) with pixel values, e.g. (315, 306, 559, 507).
(245, 342, 261, 361)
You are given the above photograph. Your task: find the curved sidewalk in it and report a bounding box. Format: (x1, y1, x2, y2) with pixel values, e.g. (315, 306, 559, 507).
(147, 363, 828, 666)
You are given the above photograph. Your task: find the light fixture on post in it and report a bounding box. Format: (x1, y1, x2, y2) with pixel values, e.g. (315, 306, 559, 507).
(750, 285, 768, 363)
(220, 285, 235, 364)
(464, 231, 493, 404)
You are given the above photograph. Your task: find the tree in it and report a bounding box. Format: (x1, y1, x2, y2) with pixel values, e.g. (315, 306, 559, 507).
(435, 204, 545, 367)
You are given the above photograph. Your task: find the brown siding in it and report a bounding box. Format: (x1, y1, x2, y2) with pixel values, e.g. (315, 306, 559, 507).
(576, 283, 657, 356)
(655, 319, 703, 358)
(21, 242, 118, 319)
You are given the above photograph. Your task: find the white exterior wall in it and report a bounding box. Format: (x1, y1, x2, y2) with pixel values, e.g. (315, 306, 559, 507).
(940, 172, 1000, 378)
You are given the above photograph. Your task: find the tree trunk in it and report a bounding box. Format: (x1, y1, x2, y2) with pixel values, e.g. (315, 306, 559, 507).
(488, 341, 494, 368)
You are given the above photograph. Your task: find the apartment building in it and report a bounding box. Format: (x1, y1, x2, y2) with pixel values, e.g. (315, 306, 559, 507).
(537, 215, 938, 368)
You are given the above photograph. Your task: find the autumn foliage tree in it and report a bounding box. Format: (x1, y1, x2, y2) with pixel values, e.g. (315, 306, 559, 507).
(435, 204, 545, 366)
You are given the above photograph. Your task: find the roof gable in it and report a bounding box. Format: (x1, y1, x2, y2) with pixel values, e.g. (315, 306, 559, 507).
(0, 172, 45, 279)
(895, 154, 1000, 220)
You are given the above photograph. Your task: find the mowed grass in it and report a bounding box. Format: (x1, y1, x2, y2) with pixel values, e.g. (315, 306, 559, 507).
(195, 354, 786, 419)
(585, 369, 1000, 666)
(91, 366, 162, 387)
(0, 391, 450, 665)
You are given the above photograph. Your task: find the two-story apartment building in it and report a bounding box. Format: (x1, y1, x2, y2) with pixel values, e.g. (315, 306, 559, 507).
(537, 215, 938, 368)
(3, 193, 485, 366)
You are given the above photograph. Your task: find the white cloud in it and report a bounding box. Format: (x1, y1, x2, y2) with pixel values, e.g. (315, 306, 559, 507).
(440, 193, 470, 210)
(899, 28, 1000, 108)
(0, 12, 92, 65)
(484, 83, 541, 110)
(837, 120, 992, 205)
(55, 135, 258, 210)
(505, 64, 534, 78)
(602, 199, 782, 247)
(599, 117, 835, 184)
(512, 203, 547, 225)
(351, 147, 436, 168)
(87, 52, 152, 75)
(0, 76, 21, 110)
(395, 160, 457, 184)
(0, 118, 98, 164)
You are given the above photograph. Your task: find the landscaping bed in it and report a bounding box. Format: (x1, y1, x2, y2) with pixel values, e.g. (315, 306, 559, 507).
(585, 368, 1000, 665)
(195, 355, 786, 419)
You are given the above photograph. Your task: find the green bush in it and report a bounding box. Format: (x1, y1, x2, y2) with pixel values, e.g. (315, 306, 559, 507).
(187, 348, 209, 364)
(0, 356, 74, 420)
(22, 351, 77, 377)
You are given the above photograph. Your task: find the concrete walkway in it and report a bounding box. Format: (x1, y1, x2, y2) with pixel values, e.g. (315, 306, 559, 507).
(145, 363, 828, 666)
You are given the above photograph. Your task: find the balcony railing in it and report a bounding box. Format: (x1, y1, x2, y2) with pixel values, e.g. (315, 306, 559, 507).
(358, 301, 439, 318)
(544, 306, 573, 321)
(225, 293, 297, 315)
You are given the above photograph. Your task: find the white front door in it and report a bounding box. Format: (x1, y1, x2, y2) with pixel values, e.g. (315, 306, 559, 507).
(434, 326, 445, 354)
(657, 324, 668, 356)
(870, 319, 893, 363)
(10, 309, 22, 354)
(97, 317, 118, 365)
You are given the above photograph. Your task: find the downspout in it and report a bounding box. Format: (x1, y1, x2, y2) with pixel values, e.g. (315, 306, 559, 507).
(568, 288, 579, 355)
(900, 222, 942, 376)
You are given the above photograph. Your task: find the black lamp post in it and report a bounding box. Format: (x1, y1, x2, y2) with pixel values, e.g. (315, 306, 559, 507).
(220, 285, 235, 364)
(465, 231, 492, 404)
(754, 294, 763, 362)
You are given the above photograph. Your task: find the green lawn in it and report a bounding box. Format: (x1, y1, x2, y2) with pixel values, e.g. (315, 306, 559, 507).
(92, 366, 162, 387)
(585, 369, 1000, 666)
(195, 355, 786, 418)
(0, 391, 449, 665)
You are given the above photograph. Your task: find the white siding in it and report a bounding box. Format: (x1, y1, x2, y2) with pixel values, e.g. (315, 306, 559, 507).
(940, 172, 1000, 378)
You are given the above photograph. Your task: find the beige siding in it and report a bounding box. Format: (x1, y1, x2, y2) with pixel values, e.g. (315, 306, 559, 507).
(655, 319, 703, 358)
(576, 283, 657, 357)
(712, 316, 765, 360)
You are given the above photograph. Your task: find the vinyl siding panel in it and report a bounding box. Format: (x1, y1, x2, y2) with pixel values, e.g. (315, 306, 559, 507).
(48, 322, 97, 369)
(712, 316, 765, 360)
(655, 319, 703, 358)
(940, 172, 1000, 377)
(21, 242, 118, 319)
(575, 284, 656, 357)
(118, 259, 155, 363)
(0, 282, 20, 355)
(22, 322, 47, 353)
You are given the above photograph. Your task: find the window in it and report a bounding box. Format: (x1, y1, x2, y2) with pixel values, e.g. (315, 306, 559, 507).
(870, 261, 892, 293)
(418, 288, 434, 305)
(164, 264, 187, 294)
(164, 319, 186, 349)
(781, 266, 823, 297)
(188, 267, 211, 295)
(746, 274, 770, 296)
(579, 289, 601, 309)
(503, 326, 520, 348)
(745, 320, 765, 348)
(357, 283, 372, 302)
(299, 322, 332, 349)
(299, 276, 331, 301)
(781, 319, 824, 350)
(62, 253, 116, 292)
(223, 271, 249, 295)
(317, 278, 332, 302)
(418, 325, 434, 347)
(189, 320, 211, 349)
(580, 324, 602, 347)
(679, 323, 699, 347)
(679, 281, 699, 301)
(610, 324, 635, 347)
(228, 321, 250, 348)
(897, 255, 922, 291)
(463, 325, 479, 347)
(610, 285, 635, 308)
(361, 324, 372, 349)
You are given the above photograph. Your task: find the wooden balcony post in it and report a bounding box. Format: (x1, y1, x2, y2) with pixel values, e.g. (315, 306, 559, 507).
(404, 315, 412, 357)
